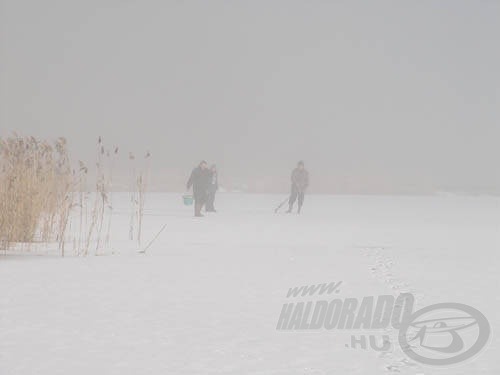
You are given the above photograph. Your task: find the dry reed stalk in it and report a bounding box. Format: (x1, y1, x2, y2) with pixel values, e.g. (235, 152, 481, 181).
(136, 151, 151, 248)
(128, 152, 136, 241)
(104, 147, 119, 248)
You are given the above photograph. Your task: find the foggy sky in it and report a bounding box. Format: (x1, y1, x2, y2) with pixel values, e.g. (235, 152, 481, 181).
(1, 1, 499, 193)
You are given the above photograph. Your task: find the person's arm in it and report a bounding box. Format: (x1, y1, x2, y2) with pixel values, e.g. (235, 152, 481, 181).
(291, 169, 299, 187)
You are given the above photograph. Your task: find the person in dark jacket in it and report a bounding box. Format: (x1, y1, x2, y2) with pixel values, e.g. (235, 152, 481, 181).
(286, 161, 309, 214)
(205, 164, 218, 212)
(187, 160, 210, 217)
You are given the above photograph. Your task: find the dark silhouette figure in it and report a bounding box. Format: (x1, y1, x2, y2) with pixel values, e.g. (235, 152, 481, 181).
(206, 164, 218, 212)
(286, 161, 309, 214)
(187, 160, 210, 217)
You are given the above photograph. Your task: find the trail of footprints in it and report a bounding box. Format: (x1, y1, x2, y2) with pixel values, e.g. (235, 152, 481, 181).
(361, 247, 425, 374)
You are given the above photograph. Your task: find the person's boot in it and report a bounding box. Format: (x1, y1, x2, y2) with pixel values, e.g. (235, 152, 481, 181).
(285, 204, 292, 213)
(297, 205, 302, 214)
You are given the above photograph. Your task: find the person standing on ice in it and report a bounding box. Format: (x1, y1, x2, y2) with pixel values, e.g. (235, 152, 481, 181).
(186, 160, 210, 217)
(205, 164, 218, 212)
(286, 161, 309, 214)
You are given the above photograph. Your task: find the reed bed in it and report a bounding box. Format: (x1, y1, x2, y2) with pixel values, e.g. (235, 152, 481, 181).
(0, 136, 73, 253)
(0, 135, 151, 256)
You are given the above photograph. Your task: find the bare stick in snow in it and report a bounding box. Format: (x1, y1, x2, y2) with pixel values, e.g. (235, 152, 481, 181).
(138, 224, 167, 254)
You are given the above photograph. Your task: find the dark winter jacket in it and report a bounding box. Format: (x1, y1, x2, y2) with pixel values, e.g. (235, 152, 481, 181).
(208, 171, 218, 193)
(291, 168, 309, 192)
(187, 167, 211, 198)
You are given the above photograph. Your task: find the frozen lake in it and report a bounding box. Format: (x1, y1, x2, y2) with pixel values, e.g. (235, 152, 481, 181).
(1, 193, 499, 374)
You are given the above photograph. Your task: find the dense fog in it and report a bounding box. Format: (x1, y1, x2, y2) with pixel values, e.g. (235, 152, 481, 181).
(1, 1, 499, 193)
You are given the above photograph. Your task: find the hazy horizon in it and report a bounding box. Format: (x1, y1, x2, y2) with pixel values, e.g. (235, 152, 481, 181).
(1, 1, 499, 194)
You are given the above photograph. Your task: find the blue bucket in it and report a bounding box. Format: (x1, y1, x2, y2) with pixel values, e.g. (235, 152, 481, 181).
(183, 194, 194, 206)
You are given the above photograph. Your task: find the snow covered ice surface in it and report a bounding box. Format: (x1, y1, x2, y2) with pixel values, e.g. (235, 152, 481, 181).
(1, 193, 499, 375)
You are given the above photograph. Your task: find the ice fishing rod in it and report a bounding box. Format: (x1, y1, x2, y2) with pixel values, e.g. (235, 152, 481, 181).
(274, 197, 289, 213)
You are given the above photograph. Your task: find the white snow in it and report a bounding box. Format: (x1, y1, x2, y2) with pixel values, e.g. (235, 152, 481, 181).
(1, 193, 499, 374)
